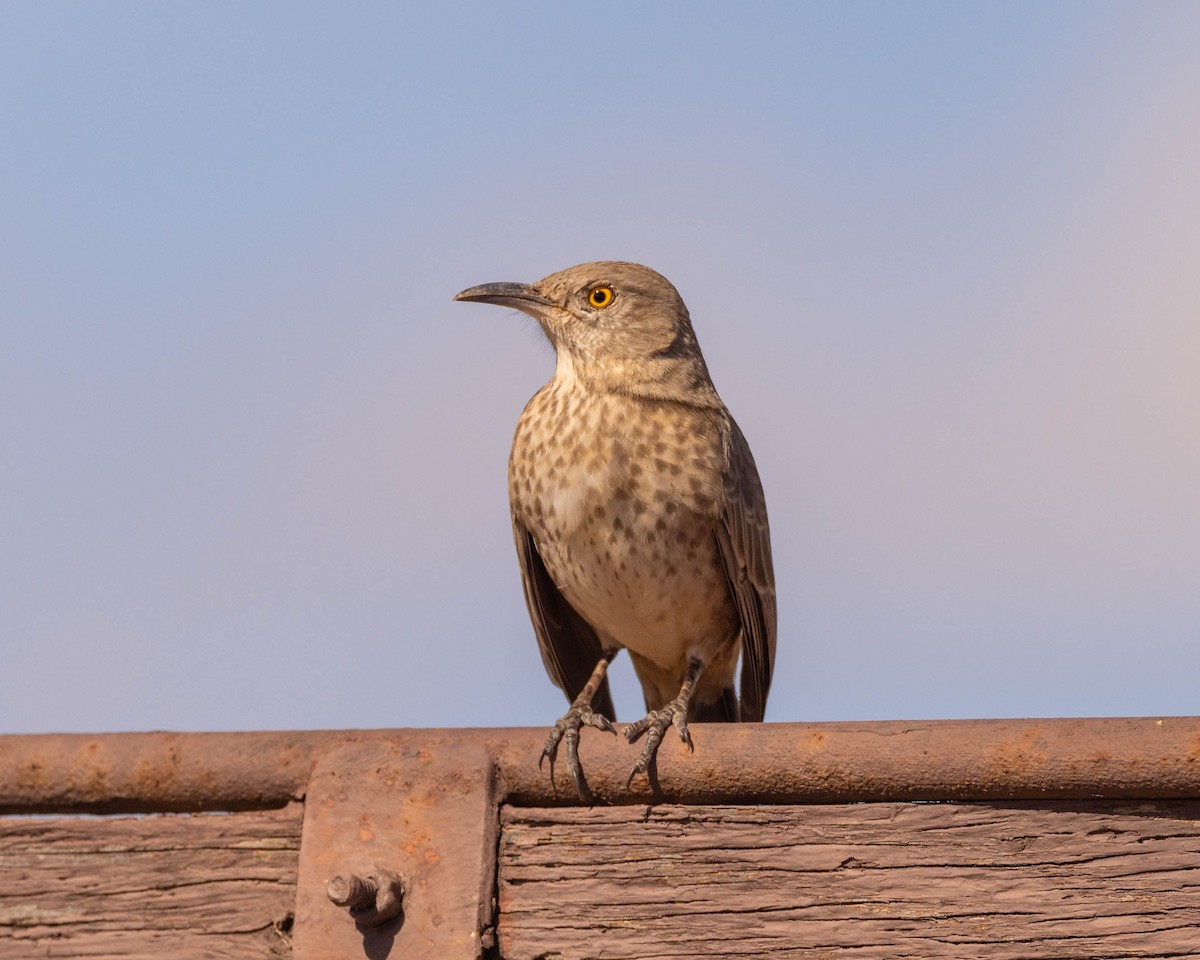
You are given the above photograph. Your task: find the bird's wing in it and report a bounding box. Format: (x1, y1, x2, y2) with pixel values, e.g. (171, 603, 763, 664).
(512, 517, 617, 721)
(716, 417, 777, 722)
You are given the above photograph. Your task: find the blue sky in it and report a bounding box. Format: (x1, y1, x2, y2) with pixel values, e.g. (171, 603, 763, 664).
(2, 2, 1197, 734)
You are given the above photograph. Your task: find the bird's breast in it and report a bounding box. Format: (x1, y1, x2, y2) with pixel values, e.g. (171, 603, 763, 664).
(509, 383, 736, 663)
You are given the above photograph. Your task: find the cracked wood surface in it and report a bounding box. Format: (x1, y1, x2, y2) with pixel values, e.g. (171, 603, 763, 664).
(498, 800, 1200, 959)
(0, 803, 302, 959)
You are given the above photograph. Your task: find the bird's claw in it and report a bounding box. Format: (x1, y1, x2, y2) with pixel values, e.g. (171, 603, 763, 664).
(540, 704, 616, 799)
(622, 702, 692, 787)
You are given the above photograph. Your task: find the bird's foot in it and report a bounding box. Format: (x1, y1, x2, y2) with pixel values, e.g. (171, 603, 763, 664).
(540, 703, 616, 800)
(622, 698, 693, 788)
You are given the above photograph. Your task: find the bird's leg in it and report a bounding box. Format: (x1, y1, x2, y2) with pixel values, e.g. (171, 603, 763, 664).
(540, 651, 617, 799)
(623, 656, 704, 787)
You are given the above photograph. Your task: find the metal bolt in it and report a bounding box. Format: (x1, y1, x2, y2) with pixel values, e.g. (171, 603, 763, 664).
(326, 869, 404, 927)
(327, 873, 376, 910)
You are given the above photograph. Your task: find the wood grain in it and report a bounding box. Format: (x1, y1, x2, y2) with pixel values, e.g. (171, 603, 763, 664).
(498, 801, 1200, 959)
(0, 804, 302, 959)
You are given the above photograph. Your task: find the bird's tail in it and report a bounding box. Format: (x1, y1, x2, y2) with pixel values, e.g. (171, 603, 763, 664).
(690, 687, 739, 723)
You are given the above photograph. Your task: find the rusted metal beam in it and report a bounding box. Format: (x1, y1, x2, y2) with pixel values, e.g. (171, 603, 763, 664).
(0, 730, 335, 814)
(2, 717, 1198, 814)
(503, 715, 1200, 804)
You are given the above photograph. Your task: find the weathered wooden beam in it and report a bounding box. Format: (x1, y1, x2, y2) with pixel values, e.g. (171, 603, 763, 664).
(0, 804, 303, 960)
(498, 800, 1200, 958)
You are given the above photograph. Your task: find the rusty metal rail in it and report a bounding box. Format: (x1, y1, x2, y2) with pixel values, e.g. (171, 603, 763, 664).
(2, 717, 1198, 814)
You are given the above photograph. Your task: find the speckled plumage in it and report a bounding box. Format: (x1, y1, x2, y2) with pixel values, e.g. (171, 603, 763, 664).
(455, 261, 776, 793)
(510, 380, 740, 708)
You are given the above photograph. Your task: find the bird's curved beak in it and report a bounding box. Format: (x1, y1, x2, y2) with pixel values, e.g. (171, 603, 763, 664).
(453, 282, 559, 318)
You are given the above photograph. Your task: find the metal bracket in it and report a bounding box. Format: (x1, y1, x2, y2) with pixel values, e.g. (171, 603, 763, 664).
(292, 732, 499, 959)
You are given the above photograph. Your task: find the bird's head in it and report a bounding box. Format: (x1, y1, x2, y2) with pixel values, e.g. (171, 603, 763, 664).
(454, 261, 720, 405)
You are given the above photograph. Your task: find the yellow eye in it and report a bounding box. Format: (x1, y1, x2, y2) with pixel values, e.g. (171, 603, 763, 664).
(587, 285, 615, 308)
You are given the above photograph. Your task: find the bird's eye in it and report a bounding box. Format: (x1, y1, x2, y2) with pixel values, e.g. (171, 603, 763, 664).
(587, 285, 615, 309)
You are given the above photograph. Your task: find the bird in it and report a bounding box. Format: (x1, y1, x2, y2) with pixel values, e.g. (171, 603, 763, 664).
(454, 261, 776, 797)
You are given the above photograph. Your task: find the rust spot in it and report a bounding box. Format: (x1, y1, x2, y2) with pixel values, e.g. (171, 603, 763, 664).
(800, 729, 827, 750)
(85, 763, 111, 796)
(985, 728, 1048, 776)
(16, 759, 48, 793)
(132, 744, 182, 796)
